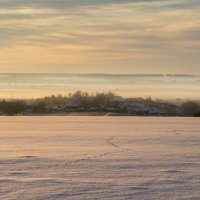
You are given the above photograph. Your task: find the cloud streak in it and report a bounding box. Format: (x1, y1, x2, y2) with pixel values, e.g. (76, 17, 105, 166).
(0, 0, 199, 74)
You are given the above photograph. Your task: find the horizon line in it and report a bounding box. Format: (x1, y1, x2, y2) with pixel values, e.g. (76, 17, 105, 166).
(0, 73, 200, 77)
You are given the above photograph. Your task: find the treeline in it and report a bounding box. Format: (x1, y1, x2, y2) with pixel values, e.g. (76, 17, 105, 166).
(181, 101, 200, 116)
(0, 100, 26, 115)
(0, 91, 116, 115)
(0, 100, 47, 115)
(44, 91, 115, 108)
(0, 91, 199, 116)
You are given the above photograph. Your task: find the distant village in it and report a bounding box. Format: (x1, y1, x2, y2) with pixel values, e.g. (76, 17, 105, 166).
(0, 91, 200, 116)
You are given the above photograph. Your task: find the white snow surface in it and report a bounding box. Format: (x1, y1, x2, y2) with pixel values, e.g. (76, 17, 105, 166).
(0, 117, 199, 200)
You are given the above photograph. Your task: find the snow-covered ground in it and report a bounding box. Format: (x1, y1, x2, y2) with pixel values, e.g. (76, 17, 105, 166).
(0, 117, 199, 200)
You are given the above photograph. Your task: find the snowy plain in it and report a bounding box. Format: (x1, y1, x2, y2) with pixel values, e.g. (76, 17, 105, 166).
(0, 117, 199, 200)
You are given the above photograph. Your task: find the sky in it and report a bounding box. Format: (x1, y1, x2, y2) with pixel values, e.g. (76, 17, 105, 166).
(0, 0, 200, 74)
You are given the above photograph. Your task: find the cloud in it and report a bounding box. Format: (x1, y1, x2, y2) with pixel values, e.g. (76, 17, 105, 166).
(0, 0, 199, 13)
(0, 0, 199, 73)
(0, 0, 164, 9)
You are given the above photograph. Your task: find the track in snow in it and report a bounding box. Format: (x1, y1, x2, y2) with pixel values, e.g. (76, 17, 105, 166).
(64, 136, 128, 166)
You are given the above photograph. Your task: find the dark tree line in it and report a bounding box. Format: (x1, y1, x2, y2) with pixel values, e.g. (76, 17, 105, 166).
(68, 91, 115, 108)
(0, 100, 26, 115)
(0, 91, 199, 116)
(0, 91, 115, 115)
(0, 100, 47, 115)
(181, 101, 200, 116)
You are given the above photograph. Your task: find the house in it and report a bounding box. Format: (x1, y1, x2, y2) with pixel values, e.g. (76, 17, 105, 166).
(148, 107, 166, 116)
(111, 96, 125, 103)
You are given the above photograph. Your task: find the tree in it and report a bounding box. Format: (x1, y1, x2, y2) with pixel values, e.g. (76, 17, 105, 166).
(194, 111, 200, 117)
(92, 92, 115, 107)
(32, 102, 46, 113)
(69, 91, 90, 109)
(0, 100, 26, 115)
(181, 101, 199, 116)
